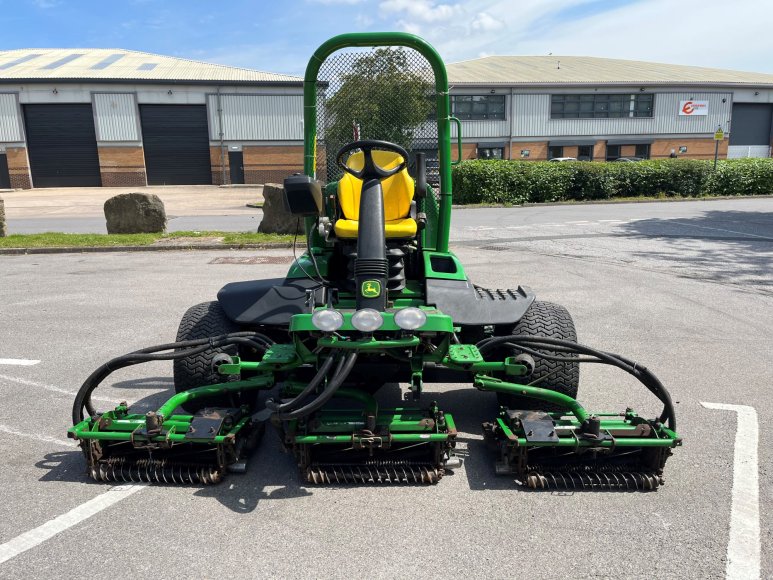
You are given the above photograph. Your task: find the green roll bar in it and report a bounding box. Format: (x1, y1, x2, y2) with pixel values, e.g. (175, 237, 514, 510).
(303, 32, 454, 253)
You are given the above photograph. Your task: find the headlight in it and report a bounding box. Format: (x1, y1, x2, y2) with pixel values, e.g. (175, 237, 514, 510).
(311, 309, 344, 332)
(351, 308, 384, 332)
(394, 307, 427, 330)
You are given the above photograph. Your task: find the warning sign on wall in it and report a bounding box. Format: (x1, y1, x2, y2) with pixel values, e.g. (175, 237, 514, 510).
(679, 100, 709, 116)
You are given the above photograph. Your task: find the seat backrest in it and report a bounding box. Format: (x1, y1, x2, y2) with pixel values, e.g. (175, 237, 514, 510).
(337, 150, 414, 221)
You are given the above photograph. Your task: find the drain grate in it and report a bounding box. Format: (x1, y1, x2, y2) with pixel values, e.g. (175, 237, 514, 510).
(209, 256, 293, 265)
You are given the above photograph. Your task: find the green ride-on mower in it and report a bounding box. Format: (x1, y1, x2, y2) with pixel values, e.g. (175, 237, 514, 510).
(69, 32, 681, 490)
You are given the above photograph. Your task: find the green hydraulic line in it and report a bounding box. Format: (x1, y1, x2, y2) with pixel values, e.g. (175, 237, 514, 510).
(475, 375, 590, 423)
(156, 375, 273, 419)
(303, 32, 453, 252)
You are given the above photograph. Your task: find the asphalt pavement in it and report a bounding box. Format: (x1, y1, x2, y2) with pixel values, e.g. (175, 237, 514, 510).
(1, 198, 772, 578)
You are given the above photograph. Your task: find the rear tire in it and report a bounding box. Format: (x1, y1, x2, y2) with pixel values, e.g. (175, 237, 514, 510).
(495, 301, 580, 411)
(173, 301, 240, 413)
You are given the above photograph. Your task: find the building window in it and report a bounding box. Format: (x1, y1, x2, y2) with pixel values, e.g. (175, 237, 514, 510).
(635, 144, 651, 159)
(578, 145, 593, 161)
(548, 145, 564, 159)
(478, 146, 504, 159)
(606, 144, 621, 161)
(452, 95, 506, 120)
(551, 94, 654, 119)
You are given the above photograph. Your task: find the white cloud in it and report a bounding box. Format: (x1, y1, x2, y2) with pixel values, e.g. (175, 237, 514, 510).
(367, 0, 773, 73)
(355, 14, 374, 28)
(471, 11, 503, 32)
(380, 0, 461, 23)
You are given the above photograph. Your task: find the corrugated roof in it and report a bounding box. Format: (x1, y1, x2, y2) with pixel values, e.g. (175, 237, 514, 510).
(0, 48, 301, 84)
(447, 55, 773, 87)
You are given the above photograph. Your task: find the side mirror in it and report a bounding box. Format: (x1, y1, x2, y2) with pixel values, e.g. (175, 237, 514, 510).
(283, 174, 323, 216)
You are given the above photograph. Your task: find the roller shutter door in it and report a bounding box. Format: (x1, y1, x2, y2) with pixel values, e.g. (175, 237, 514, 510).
(730, 104, 773, 145)
(23, 104, 102, 187)
(140, 105, 211, 185)
(0, 154, 10, 189)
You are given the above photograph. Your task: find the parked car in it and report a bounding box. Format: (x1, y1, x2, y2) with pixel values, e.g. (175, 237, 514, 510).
(613, 157, 644, 162)
(548, 157, 578, 162)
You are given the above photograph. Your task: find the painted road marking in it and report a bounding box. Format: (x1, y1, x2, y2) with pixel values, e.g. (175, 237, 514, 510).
(673, 220, 773, 241)
(0, 373, 114, 403)
(0, 484, 147, 565)
(0, 424, 76, 448)
(701, 402, 760, 580)
(0, 359, 40, 366)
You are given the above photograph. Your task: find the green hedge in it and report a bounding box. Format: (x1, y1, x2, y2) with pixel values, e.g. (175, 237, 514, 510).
(451, 158, 773, 204)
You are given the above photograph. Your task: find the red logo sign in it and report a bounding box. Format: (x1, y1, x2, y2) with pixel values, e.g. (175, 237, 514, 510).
(682, 101, 695, 115)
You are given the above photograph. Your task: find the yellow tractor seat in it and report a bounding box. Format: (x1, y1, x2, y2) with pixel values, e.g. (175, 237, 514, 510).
(334, 150, 417, 239)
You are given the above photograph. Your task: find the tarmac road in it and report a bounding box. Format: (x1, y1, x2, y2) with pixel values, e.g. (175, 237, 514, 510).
(0, 198, 772, 578)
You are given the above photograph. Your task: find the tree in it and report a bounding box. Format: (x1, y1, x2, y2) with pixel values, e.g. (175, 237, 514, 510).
(322, 48, 435, 155)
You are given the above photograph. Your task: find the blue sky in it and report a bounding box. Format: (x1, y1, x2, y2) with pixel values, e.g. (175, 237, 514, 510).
(2, 0, 771, 76)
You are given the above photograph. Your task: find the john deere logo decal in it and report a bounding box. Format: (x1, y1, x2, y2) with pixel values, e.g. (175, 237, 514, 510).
(361, 280, 381, 298)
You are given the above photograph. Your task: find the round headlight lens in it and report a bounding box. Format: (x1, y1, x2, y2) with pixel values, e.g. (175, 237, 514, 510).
(351, 308, 384, 332)
(311, 309, 344, 332)
(394, 307, 427, 330)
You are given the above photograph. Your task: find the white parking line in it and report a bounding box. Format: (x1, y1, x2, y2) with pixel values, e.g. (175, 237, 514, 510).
(0, 484, 147, 565)
(701, 402, 760, 580)
(0, 359, 40, 366)
(0, 373, 114, 403)
(0, 424, 76, 448)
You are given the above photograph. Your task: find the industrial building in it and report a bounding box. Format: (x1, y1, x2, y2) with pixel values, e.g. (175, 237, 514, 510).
(446, 56, 773, 162)
(0, 48, 303, 189)
(2, 48, 773, 189)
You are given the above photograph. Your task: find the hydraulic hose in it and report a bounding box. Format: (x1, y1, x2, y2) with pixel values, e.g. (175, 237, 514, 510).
(275, 352, 358, 421)
(476, 335, 677, 431)
(265, 354, 336, 412)
(72, 332, 274, 425)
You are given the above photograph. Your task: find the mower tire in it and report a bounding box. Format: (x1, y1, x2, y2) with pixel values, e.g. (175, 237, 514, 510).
(173, 301, 241, 412)
(496, 300, 580, 411)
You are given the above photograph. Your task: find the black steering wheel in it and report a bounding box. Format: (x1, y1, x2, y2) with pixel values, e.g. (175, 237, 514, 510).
(336, 140, 409, 180)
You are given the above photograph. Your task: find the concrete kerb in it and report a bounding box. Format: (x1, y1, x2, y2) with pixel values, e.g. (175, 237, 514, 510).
(0, 241, 293, 256)
(451, 193, 773, 209)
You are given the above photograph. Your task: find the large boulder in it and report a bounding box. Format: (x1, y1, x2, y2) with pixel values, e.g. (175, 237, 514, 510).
(0, 197, 6, 237)
(104, 192, 166, 234)
(258, 183, 302, 235)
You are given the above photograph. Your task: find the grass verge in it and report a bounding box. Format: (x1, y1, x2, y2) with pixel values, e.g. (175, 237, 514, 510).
(0, 230, 294, 249)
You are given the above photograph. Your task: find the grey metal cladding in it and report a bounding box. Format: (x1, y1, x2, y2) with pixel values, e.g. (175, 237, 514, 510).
(0, 93, 23, 141)
(92, 93, 140, 141)
(207, 94, 303, 140)
(511, 92, 732, 138)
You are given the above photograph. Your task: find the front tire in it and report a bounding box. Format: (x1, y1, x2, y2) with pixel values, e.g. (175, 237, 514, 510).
(173, 301, 240, 412)
(495, 301, 580, 410)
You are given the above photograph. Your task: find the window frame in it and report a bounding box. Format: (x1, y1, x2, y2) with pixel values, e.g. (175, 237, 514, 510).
(605, 144, 622, 161)
(551, 93, 654, 119)
(635, 144, 651, 159)
(548, 145, 564, 159)
(451, 94, 507, 121)
(577, 145, 594, 161)
(477, 146, 505, 160)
